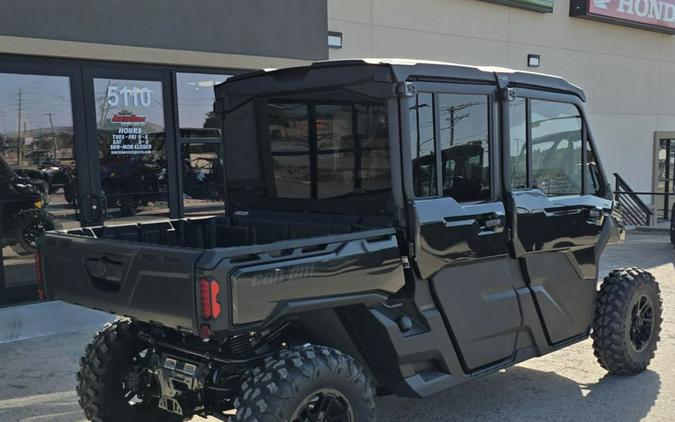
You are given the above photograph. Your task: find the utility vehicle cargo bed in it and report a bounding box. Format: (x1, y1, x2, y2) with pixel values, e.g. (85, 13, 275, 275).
(38, 214, 405, 335)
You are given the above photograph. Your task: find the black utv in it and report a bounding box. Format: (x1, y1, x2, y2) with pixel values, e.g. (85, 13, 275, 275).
(0, 155, 58, 254)
(38, 60, 662, 422)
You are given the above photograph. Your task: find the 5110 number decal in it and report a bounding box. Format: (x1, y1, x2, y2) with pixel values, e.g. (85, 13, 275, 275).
(106, 85, 152, 108)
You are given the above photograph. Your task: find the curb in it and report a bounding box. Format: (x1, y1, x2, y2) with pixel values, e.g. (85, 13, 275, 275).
(626, 227, 670, 235)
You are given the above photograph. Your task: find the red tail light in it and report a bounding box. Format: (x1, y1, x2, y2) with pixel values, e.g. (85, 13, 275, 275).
(34, 253, 46, 300)
(199, 278, 221, 320)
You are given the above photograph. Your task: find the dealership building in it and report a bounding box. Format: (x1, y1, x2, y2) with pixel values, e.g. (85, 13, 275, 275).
(0, 0, 674, 302)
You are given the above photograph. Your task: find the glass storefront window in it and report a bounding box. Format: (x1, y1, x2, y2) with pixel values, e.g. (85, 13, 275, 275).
(182, 142, 225, 216)
(0, 73, 77, 302)
(93, 78, 168, 221)
(176, 73, 231, 133)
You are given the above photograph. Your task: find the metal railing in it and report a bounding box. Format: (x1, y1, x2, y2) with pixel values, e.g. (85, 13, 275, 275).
(613, 173, 653, 226)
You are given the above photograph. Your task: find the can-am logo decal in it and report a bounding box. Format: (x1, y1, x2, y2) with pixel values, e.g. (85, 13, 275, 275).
(576, 0, 675, 31)
(111, 113, 147, 125)
(250, 265, 314, 287)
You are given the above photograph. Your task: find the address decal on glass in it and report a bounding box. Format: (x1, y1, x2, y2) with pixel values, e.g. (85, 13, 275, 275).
(106, 85, 152, 108)
(571, 0, 675, 33)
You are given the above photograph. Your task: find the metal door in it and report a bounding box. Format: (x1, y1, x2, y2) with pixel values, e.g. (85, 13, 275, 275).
(404, 83, 522, 371)
(505, 88, 612, 345)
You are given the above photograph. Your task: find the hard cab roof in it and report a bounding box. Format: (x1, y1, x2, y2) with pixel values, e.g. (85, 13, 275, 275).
(214, 58, 585, 113)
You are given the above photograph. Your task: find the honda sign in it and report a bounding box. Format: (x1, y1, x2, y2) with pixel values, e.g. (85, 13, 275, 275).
(571, 0, 675, 33)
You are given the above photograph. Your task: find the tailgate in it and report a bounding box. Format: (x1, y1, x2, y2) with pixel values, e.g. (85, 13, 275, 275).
(39, 233, 204, 333)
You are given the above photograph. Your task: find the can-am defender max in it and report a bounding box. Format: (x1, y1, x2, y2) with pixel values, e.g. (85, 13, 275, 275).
(38, 60, 662, 421)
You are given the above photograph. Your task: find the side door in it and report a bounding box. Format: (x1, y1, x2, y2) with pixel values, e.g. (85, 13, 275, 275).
(504, 89, 612, 345)
(404, 83, 523, 371)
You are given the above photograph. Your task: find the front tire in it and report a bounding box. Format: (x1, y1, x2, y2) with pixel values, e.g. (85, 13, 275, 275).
(77, 318, 181, 422)
(592, 267, 662, 375)
(234, 345, 377, 422)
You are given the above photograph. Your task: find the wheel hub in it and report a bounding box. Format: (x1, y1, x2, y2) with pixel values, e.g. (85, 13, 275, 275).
(292, 388, 354, 422)
(629, 294, 654, 352)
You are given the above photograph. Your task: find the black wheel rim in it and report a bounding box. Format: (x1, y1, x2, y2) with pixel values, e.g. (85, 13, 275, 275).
(292, 388, 354, 422)
(22, 219, 48, 248)
(629, 295, 654, 352)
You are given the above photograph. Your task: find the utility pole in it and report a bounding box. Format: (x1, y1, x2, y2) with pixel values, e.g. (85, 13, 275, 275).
(45, 112, 57, 161)
(16, 88, 22, 165)
(22, 121, 27, 166)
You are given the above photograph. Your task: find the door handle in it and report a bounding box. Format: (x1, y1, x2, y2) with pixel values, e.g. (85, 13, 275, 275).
(479, 217, 505, 233)
(586, 208, 605, 224)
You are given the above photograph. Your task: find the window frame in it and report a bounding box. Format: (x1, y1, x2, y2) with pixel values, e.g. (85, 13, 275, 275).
(507, 88, 607, 198)
(403, 82, 499, 203)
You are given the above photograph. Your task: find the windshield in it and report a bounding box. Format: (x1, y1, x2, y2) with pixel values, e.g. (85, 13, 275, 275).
(223, 97, 391, 215)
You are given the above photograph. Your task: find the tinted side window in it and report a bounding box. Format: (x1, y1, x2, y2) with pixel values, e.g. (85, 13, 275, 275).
(530, 100, 582, 196)
(438, 94, 490, 202)
(409, 93, 437, 197)
(509, 98, 527, 189)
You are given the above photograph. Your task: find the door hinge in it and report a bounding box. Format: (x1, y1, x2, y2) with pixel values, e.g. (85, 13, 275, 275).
(397, 81, 416, 98)
(503, 87, 516, 102)
(506, 227, 513, 242)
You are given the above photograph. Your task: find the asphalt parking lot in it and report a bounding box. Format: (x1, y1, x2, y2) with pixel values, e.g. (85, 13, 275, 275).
(0, 233, 673, 421)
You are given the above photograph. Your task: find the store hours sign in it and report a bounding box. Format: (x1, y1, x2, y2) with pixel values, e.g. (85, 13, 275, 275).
(570, 0, 675, 33)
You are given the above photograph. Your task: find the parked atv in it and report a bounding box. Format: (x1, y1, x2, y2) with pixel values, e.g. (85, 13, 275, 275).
(39, 60, 661, 421)
(97, 160, 165, 216)
(0, 156, 58, 255)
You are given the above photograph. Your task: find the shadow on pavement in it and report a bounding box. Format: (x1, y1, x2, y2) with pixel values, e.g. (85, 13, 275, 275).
(377, 366, 661, 422)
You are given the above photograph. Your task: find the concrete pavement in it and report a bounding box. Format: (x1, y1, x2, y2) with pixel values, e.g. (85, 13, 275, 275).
(0, 234, 673, 421)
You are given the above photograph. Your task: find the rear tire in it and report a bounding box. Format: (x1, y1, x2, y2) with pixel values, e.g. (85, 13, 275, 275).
(234, 345, 377, 422)
(77, 317, 182, 422)
(12, 210, 57, 255)
(592, 267, 662, 375)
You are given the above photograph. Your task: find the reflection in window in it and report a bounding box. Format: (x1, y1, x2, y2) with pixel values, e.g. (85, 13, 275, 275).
(176, 73, 231, 132)
(531, 100, 582, 196)
(356, 105, 390, 192)
(509, 98, 527, 189)
(316, 105, 355, 198)
(0, 73, 77, 218)
(438, 94, 490, 202)
(269, 103, 311, 199)
(267, 102, 390, 200)
(409, 93, 437, 197)
(182, 143, 225, 215)
(0, 73, 77, 302)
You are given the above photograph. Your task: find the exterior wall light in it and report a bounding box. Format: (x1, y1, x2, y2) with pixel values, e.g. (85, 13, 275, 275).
(527, 54, 541, 68)
(328, 31, 343, 49)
